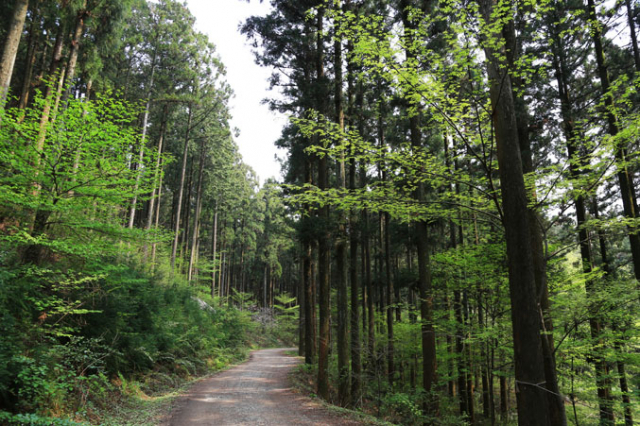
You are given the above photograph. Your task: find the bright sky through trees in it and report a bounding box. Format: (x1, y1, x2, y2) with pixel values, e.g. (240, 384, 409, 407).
(187, 0, 287, 184)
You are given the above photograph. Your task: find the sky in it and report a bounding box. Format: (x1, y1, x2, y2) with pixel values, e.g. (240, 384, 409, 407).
(186, 0, 287, 185)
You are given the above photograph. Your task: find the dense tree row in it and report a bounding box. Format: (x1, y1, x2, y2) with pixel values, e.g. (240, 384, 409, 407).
(244, 0, 640, 424)
(0, 0, 296, 418)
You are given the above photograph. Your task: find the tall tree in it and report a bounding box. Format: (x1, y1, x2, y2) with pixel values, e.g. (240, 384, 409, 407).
(0, 0, 28, 106)
(477, 0, 553, 422)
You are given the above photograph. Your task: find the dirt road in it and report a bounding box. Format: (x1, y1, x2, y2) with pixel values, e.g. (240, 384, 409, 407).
(166, 348, 364, 425)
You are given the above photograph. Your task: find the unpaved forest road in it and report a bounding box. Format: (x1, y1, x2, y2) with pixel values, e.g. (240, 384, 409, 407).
(165, 348, 364, 425)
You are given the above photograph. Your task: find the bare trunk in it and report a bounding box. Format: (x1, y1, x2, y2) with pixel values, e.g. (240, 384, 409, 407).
(399, 0, 437, 411)
(552, 33, 613, 423)
(128, 55, 157, 229)
(592, 200, 633, 426)
(188, 136, 207, 282)
(211, 206, 219, 298)
(34, 29, 64, 154)
(334, 1, 350, 405)
(18, 3, 40, 111)
(315, 7, 331, 401)
(505, 15, 566, 423)
(150, 167, 163, 266)
(145, 104, 169, 254)
(61, 1, 87, 105)
(171, 102, 193, 269)
(299, 251, 306, 357)
(348, 26, 361, 405)
(0, 0, 29, 106)
(625, 0, 640, 72)
(181, 163, 195, 266)
(478, 0, 552, 423)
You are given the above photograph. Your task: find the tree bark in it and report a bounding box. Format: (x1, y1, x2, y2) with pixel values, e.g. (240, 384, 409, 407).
(61, 1, 88, 105)
(127, 52, 157, 229)
(625, 0, 640, 72)
(399, 0, 437, 412)
(347, 21, 362, 406)
(315, 7, 331, 402)
(34, 28, 64, 154)
(504, 14, 566, 423)
(334, 1, 350, 405)
(188, 136, 207, 283)
(478, 0, 552, 423)
(171, 102, 193, 269)
(145, 104, 169, 236)
(18, 2, 40, 111)
(211, 206, 219, 298)
(0, 0, 29, 107)
(592, 200, 633, 426)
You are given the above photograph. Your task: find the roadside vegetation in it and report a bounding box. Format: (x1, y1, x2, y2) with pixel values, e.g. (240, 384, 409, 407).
(2, 0, 640, 424)
(0, 0, 297, 423)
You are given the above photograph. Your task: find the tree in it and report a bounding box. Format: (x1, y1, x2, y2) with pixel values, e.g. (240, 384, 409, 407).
(0, 0, 29, 106)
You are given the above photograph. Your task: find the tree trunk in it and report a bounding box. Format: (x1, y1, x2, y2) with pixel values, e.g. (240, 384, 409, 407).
(315, 7, 331, 402)
(587, 0, 640, 285)
(18, 2, 40, 111)
(592, 201, 634, 426)
(127, 52, 156, 229)
(625, 0, 640, 72)
(384, 211, 394, 386)
(171, 102, 193, 269)
(552, 33, 614, 423)
(347, 25, 362, 405)
(299, 248, 306, 357)
(188, 135, 207, 283)
(0, 0, 29, 107)
(211, 206, 219, 298)
(478, 0, 552, 423)
(399, 2, 437, 412)
(334, 1, 350, 405)
(61, 1, 88, 105)
(504, 15, 566, 423)
(34, 28, 64, 154)
(219, 235, 227, 305)
(145, 104, 169, 251)
(150, 165, 164, 267)
(181, 160, 195, 267)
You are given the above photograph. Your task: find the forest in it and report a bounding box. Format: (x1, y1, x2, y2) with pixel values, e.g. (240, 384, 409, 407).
(0, 0, 639, 425)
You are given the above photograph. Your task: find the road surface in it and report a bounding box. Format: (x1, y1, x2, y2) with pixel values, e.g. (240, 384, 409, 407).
(166, 348, 364, 425)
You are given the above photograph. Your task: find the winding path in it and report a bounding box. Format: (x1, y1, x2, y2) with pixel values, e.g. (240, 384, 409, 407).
(166, 348, 364, 425)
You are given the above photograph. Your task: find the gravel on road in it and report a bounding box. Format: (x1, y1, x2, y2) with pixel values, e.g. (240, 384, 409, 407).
(165, 348, 365, 426)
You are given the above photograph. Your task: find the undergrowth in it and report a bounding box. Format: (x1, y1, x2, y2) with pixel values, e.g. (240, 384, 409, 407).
(0, 256, 257, 424)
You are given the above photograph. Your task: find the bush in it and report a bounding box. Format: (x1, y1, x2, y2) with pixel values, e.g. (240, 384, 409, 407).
(0, 257, 252, 418)
(0, 411, 84, 426)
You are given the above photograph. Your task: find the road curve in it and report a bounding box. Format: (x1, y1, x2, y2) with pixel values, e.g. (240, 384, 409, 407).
(165, 348, 363, 426)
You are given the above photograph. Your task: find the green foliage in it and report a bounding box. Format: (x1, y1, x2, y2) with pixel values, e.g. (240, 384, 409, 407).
(0, 89, 255, 418)
(0, 90, 156, 264)
(273, 293, 299, 346)
(0, 256, 252, 416)
(381, 392, 425, 425)
(0, 0, 276, 423)
(0, 411, 85, 426)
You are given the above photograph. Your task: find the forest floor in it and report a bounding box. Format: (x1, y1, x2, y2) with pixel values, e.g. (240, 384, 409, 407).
(162, 348, 372, 425)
